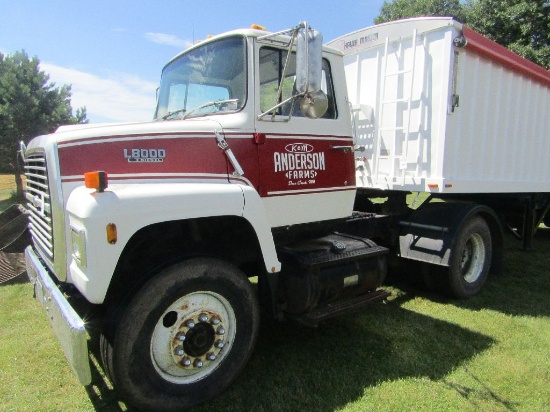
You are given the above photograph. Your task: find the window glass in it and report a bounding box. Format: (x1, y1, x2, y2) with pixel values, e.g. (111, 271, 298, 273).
(155, 36, 246, 120)
(259, 47, 337, 119)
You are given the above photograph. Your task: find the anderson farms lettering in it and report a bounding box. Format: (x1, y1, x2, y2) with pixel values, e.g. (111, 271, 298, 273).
(274, 143, 326, 184)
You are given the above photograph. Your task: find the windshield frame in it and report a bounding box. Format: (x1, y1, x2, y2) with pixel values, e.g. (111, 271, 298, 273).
(154, 34, 248, 121)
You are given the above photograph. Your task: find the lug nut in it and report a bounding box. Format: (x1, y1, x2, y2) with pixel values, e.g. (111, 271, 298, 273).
(176, 332, 186, 341)
(181, 357, 192, 367)
(216, 326, 225, 335)
(193, 359, 203, 368)
(198, 313, 208, 322)
(206, 353, 216, 361)
(211, 317, 220, 325)
(185, 319, 196, 328)
(174, 345, 185, 356)
(214, 340, 224, 349)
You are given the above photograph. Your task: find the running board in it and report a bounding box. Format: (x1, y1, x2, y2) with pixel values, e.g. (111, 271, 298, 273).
(290, 289, 391, 327)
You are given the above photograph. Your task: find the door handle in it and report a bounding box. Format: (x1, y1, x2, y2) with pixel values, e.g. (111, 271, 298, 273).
(331, 145, 354, 153)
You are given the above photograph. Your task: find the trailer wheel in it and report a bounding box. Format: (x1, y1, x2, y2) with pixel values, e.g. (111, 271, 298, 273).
(424, 216, 492, 298)
(105, 258, 259, 412)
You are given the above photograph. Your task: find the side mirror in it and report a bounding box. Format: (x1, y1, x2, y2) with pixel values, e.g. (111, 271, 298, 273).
(296, 25, 322, 94)
(296, 25, 327, 118)
(300, 91, 328, 119)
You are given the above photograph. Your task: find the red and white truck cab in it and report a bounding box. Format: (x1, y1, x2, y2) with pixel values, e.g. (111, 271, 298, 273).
(22, 18, 550, 411)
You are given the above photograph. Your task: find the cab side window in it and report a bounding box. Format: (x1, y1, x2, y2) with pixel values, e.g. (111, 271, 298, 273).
(259, 47, 337, 119)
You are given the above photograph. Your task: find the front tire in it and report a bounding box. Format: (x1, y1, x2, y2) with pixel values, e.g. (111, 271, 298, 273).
(106, 258, 259, 411)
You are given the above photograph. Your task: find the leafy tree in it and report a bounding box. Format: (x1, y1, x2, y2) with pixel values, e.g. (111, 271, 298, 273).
(463, 0, 550, 69)
(0, 50, 87, 199)
(374, 0, 550, 69)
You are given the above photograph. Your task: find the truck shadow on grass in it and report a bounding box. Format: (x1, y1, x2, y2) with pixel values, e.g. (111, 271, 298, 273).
(83, 297, 497, 412)
(196, 305, 496, 412)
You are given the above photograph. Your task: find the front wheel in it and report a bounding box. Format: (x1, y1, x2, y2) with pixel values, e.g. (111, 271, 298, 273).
(106, 258, 259, 411)
(424, 216, 492, 298)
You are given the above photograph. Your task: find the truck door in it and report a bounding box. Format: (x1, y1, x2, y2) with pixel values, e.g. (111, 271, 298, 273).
(254, 45, 356, 227)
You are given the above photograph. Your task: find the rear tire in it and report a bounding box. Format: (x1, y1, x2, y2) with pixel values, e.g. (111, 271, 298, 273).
(104, 258, 259, 411)
(424, 216, 492, 298)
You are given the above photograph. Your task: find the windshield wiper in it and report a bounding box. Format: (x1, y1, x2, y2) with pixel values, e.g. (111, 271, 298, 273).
(160, 108, 187, 120)
(181, 99, 239, 120)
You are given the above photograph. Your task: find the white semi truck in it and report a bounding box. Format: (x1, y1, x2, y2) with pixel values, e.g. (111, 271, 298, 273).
(22, 17, 550, 411)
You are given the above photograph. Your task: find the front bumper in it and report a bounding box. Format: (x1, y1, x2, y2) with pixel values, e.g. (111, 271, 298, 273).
(25, 246, 92, 385)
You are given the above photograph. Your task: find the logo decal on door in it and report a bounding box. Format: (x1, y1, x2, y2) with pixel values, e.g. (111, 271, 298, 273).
(273, 143, 325, 186)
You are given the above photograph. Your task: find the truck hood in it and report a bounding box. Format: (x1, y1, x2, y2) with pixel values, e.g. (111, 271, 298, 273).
(24, 116, 239, 155)
(23, 116, 246, 190)
(53, 118, 225, 145)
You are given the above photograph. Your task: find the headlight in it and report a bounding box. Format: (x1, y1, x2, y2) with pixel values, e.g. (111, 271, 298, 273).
(71, 228, 87, 267)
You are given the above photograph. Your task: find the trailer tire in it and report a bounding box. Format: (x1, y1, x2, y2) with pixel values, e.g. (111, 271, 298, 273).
(105, 258, 259, 412)
(424, 216, 492, 298)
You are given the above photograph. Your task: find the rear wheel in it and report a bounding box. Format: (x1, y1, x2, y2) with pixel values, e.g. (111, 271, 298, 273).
(104, 258, 259, 411)
(424, 216, 492, 298)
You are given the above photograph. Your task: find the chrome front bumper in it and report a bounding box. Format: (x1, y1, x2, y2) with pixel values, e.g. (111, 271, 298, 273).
(25, 246, 92, 385)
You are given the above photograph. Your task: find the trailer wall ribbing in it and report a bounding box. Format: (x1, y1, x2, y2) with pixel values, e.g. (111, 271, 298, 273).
(327, 17, 550, 194)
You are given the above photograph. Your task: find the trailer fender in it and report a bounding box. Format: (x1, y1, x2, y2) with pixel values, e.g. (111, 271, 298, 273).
(398, 202, 503, 274)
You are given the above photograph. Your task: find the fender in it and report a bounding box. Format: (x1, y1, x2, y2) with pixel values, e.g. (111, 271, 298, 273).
(66, 182, 280, 304)
(398, 201, 503, 271)
(240, 185, 282, 274)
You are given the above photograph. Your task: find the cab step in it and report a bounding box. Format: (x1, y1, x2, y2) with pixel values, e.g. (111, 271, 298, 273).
(291, 289, 391, 327)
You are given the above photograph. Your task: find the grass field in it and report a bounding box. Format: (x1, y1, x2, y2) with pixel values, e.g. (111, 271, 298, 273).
(0, 174, 18, 212)
(0, 177, 549, 411)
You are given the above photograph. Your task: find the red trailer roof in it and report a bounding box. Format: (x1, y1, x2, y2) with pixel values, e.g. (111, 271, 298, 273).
(462, 26, 550, 88)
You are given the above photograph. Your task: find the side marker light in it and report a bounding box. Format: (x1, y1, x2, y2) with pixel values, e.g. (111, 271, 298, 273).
(106, 223, 117, 244)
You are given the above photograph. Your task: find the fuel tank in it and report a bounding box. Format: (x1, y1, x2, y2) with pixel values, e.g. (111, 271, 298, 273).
(278, 232, 387, 314)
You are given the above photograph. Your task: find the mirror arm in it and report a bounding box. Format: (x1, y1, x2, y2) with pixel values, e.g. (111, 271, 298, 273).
(256, 21, 307, 42)
(272, 28, 300, 121)
(257, 93, 305, 121)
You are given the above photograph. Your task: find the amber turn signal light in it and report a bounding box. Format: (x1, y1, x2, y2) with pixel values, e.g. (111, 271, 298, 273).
(106, 223, 117, 244)
(84, 171, 108, 192)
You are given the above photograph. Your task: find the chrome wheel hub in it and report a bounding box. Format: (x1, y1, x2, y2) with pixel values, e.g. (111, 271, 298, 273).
(461, 233, 486, 283)
(150, 291, 236, 384)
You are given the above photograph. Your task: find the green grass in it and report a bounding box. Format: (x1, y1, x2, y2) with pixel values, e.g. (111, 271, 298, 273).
(0, 174, 20, 213)
(1, 230, 549, 411)
(1, 175, 548, 411)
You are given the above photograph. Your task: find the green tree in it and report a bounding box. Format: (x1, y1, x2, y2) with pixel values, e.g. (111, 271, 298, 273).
(463, 0, 550, 69)
(374, 0, 550, 69)
(0, 50, 87, 199)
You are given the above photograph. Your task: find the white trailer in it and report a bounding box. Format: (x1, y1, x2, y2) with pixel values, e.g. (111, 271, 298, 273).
(328, 17, 550, 194)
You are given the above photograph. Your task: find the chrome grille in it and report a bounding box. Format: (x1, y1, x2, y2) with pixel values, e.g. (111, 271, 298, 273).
(24, 153, 54, 260)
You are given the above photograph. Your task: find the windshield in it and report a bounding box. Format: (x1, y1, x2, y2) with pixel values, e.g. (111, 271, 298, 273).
(154, 36, 247, 120)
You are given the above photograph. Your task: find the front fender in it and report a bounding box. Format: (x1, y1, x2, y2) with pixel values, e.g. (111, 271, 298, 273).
(66, 183, 247, 303)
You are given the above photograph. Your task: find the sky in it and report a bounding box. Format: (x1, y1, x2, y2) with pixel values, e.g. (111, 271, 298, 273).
(1, 0, 386, 123)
